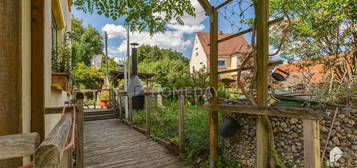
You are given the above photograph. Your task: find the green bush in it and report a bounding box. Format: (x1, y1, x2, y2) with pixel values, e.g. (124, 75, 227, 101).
(86, 99, 95, 105)
(133, 98, 228, 166)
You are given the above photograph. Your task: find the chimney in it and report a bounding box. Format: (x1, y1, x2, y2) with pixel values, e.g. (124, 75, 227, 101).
(219, 31, 224, 35)
(129, 42, 145, 110)
(130, 43, 139, 76)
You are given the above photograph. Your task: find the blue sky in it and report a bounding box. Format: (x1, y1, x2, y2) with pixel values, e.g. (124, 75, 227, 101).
(72, 0, 255, 60)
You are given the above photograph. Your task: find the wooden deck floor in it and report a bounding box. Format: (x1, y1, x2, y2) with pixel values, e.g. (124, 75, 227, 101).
(84, 119, 188, 168)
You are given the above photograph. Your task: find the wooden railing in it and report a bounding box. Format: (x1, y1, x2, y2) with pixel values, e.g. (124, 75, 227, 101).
(116, 87, 323, 167)
(0, 133, 40, 160)
(35, 113, 73, 167)
(0, 95, 84, 168)
(74, 89, 113, 110)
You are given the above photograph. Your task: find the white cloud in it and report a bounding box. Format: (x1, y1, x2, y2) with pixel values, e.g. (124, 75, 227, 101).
(102, 0, 207, 55)
(167, 24, 205, 34)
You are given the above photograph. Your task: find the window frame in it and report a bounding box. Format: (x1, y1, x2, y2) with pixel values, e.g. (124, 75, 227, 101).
(217, 59, 226, 67)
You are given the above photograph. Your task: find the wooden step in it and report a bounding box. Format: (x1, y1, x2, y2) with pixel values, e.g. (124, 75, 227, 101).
(84, 114, 115, 121)
(84, 109, 114, 116)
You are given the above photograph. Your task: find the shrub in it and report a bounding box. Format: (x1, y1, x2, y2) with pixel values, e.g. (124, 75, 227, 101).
(132, 98, 226, 166)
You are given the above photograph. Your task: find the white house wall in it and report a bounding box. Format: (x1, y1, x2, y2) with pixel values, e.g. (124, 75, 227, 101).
(189, 35, 207, 73)
(44, 0, 71, 137)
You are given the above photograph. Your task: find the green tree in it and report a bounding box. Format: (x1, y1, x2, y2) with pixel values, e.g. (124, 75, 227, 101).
(73, 0, 195, 34)
(71, 62, 104, 89)
(71, 17, 104, 66)
(136, 45, 189, 87)
(269, 0, 356, 104)
(270, 0, 356, 62)
(100, 57, 118, 82)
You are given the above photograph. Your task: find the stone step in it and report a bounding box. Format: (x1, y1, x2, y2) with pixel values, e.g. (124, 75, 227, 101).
(84, 114, 115, 121)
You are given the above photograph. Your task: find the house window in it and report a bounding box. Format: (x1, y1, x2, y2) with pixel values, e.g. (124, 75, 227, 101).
(195, 47, 198, 50)
(218, 60, 226, 67)
(51, 12, 58, 50)
(195, 52, 199, 56)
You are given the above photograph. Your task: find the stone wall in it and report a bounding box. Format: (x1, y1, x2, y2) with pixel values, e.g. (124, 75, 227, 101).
(223, 107, 357, 168)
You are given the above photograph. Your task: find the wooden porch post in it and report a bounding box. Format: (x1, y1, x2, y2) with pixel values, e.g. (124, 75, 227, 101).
(209, 7, 219, 168)
(76, 93, 84, 168)
(256, 0, 270, 167)
(0, 0, 22, 166)
(31, 0, 45, 140)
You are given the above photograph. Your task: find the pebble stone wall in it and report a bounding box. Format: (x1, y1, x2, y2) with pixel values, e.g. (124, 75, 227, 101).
(223, 107, 357, 168)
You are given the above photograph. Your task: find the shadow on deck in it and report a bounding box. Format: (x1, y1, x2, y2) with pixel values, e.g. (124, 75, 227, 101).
(84, 119, 188, 168)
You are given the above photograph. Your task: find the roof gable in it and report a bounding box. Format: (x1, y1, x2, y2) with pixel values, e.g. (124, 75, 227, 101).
(196, 32, 250, 56)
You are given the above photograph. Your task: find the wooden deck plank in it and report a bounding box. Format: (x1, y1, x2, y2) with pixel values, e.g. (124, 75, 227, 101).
(84, 119, 188, 168)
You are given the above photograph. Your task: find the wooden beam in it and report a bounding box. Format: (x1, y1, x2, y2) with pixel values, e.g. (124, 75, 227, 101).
(256, 0, 270, 167)
(303, 120, 321, 168)
(76, 95, 84, 168)
(217, 17, 284, 43)
(178, 95, 185, 154)
(31, 0, 45, 140)
(45, 106, 75, 114)
(117, 88, 215, 97)
(216, 0, 233, 9)
(128, 96, 133, 124)
(145, 95, 151, 137)
(0, 133, 40, 160)
(203, 104, 320, 120)
(209, 7, 219, 168)
(217, 60, 283, 75)
(0, 0, 22, 165)
(34, 113, 72, 167)
(197, 0, 212, 15)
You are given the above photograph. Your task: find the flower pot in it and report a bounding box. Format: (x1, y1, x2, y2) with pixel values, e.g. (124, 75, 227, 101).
(100, 100, 109, 109)
(52, 73, 69, 91)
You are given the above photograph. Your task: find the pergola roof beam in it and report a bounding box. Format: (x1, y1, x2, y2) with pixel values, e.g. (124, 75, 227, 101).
(217, 17, 284, 43)
(216, 0, 233, 9)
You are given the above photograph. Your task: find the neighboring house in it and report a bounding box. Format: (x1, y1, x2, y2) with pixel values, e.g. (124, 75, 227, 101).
(189, 32, 251, 79)
(0, 0, 72, 166)
(274, 52, 354, 91)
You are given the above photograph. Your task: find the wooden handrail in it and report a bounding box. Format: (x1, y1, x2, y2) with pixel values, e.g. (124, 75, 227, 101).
(45, 106, 76, 114)
(0, 133, 40, 160)
(203, 104, 322, 120)
(34, 113, 72, 167)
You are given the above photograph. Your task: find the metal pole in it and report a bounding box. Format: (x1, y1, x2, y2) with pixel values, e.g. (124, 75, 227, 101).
(125, 25, 130, 119)
(105, 31, 109, 85)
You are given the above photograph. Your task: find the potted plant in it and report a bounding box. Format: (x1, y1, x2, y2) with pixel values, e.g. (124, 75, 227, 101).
(100, 91, 109, 108)
(51, 32, 71, 92)
(51, 73, 69, 91)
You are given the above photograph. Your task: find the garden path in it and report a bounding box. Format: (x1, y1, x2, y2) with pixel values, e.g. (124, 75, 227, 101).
(84, 119, 188, 168)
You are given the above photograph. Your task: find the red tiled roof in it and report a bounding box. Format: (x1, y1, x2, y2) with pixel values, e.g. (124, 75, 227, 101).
(277, 60, 326, 83)
(196, 32, 250, 56)
(276, 52, 354, 84)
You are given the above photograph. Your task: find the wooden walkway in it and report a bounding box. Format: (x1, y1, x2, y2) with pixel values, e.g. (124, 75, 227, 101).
(84, 119, 188, 168)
